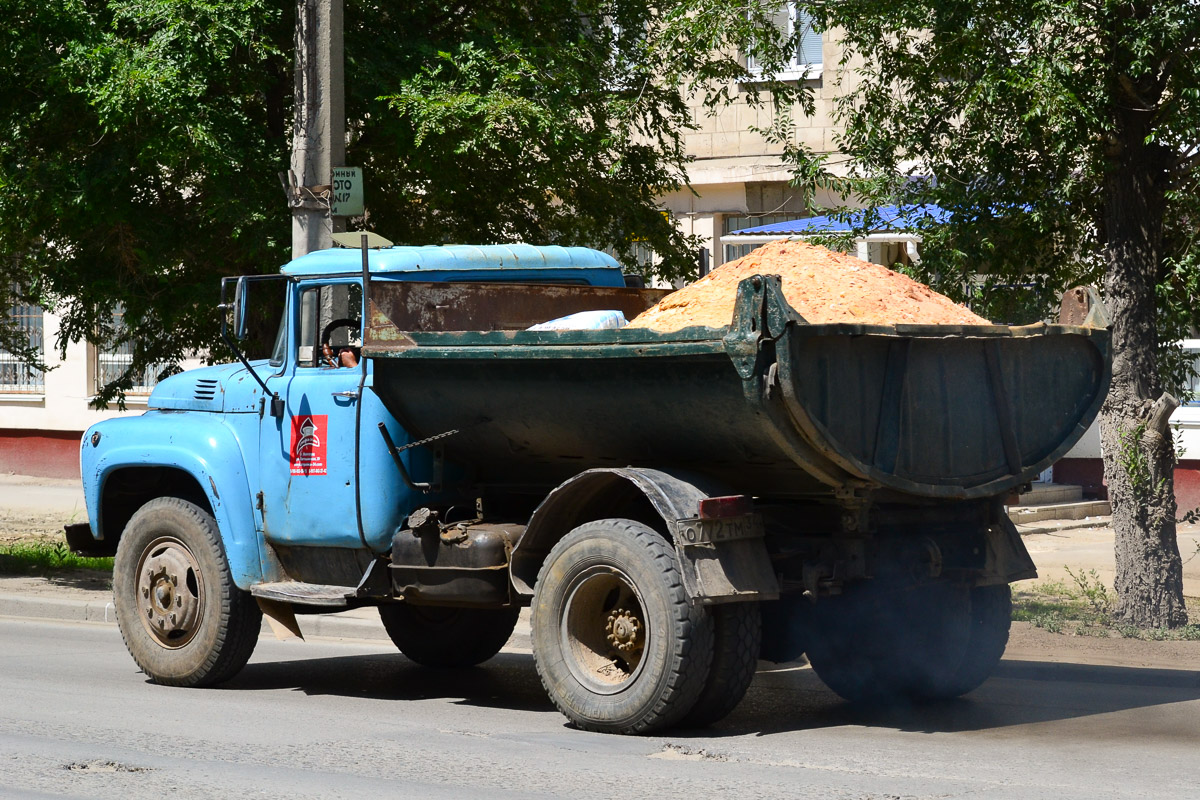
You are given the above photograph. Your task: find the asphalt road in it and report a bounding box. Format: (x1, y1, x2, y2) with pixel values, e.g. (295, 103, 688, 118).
(2, 619, 1199, 800)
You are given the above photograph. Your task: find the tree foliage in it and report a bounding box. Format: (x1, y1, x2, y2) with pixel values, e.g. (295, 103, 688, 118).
(0, 0, 291, 405)
(347, 1, 806, 279)
(1, 0, 803, 404)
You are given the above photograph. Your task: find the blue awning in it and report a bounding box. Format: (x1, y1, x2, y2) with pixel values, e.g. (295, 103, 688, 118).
(726, 205, 951, 237)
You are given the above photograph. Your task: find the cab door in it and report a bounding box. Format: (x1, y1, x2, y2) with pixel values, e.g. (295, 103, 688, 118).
(257, 279, 360, 549)
(258, 279, 414, 551)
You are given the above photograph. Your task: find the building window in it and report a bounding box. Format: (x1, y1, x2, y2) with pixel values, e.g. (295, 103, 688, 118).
(746, 3, 823, 79)
(0, 298, 44, 394)
(96, 304, 167, 395)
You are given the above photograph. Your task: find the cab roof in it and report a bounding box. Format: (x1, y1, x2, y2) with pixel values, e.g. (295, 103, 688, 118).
(281, 244, 624, 284)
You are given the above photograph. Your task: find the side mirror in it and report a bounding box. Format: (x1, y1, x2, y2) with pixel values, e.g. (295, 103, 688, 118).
(233, 276, 249, 340)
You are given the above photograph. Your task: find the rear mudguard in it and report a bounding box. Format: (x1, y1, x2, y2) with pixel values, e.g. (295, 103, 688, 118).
(80, 412, 279, 589)
(509, 467, 779, 604)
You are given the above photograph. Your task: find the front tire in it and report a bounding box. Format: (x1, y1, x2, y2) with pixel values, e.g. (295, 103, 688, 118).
(531, 519, 714, 734)
(113, 497, 261, 687)
(378, 604, 520, 667)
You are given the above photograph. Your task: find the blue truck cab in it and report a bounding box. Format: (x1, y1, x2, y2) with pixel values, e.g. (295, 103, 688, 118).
(71, 242, 645, 693)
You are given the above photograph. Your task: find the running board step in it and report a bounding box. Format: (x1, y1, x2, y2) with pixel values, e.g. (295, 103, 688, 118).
(250, 581, 358, 606)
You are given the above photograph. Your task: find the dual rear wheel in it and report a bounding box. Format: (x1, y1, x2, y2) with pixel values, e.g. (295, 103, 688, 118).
(530, 519, 760, 734)
(805, 580, 1012, 703)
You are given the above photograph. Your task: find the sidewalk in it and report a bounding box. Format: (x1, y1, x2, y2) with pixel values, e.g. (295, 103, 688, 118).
(2, 473, 1197, 640)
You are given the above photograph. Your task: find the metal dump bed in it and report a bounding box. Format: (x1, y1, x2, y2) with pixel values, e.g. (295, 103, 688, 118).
(362, 275, 1109, 500)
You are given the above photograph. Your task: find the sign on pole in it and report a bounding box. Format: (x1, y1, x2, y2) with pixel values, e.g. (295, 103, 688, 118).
(331, 167, 363, 217)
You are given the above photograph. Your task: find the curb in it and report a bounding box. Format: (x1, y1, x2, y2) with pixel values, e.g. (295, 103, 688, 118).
(1015, 516, 1112, 537)
(0, 592, 534, 650)
(0, 593, 119, 625)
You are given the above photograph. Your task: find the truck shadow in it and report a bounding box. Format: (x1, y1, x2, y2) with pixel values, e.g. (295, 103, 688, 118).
(701, 658, 1200, 738)
(223, 651, 1200, 737)
(224, 651, 557, 714)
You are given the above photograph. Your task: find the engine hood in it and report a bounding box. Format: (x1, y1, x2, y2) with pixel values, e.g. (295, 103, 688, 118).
(148, 361, 271, 413)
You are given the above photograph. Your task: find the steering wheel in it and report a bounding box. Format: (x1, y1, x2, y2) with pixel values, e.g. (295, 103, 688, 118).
(321, 317, 360, 347)
(320, 317, 361, 366)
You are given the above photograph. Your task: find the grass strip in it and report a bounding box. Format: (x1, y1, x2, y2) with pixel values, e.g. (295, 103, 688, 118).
(1013, 568, 1200, 641)
(0, 541, 113, 575)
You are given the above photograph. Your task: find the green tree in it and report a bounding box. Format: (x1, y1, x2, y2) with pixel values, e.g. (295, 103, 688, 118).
(2, 1, 804, 403)
(0, 0, 292, 406)
(346, 1, 806, 279)
(791, 0, 1200, 626)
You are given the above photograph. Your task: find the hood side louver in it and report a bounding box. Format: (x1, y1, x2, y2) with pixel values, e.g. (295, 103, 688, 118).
(193, 379, 219, 401)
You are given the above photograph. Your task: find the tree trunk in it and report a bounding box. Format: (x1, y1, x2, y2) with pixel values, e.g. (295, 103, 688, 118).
(1098, 106, 1188, 629)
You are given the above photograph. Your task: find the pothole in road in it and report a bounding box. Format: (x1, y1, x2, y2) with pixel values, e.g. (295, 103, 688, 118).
(648, 743, 729, 762)
(63, 760, 152, 774)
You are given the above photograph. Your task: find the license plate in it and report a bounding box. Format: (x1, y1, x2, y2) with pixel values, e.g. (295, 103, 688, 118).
(676, 514, 763, 545)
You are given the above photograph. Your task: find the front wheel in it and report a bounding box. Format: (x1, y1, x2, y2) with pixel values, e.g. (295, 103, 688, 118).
(112, 497, 261, 687)
(531, 519, 714, 735)
(378, 604, 520, 667)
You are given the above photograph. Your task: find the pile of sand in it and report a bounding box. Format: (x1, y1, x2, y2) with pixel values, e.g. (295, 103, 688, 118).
(626, 240, 990, 331)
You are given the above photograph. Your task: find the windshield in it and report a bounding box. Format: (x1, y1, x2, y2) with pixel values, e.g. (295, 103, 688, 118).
(270, 310, 288, 367)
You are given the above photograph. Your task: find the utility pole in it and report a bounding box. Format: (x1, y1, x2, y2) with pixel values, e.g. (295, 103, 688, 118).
(289, 0, 345, 258)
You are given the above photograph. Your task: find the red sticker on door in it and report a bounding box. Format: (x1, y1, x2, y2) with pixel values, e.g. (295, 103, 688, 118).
(290, 414, 328, 476)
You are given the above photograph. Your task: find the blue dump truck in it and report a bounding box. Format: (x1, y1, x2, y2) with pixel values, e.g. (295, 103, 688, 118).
(69, 238, 1110, 734)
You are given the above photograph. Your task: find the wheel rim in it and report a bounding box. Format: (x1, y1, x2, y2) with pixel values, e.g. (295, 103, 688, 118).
(134, 536, 205, 649)
(560, 565, 649, 695)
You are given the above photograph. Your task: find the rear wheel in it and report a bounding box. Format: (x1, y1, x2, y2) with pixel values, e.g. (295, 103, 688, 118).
(806, 579, 972, 703)
(931, 583, 1012, 698)
(113, 497, 261, 687)
(379, 604, 520, 667)
(680, 602, 760, 727)
(531, 519, 714, 734)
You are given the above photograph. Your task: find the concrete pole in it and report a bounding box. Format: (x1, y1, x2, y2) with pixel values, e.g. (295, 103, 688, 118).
(291, 0, 345, 258)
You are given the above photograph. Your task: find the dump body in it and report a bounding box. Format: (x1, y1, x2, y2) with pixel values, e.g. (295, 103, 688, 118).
(364, 275, 1109, 501)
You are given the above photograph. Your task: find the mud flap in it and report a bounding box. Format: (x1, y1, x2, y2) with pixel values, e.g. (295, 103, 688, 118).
(256, 598, 304, 640)
(980, 515, 1038, 585)
(670, 518, 779, 604)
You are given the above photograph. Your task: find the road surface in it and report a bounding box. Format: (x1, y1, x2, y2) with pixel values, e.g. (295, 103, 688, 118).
(2, 618, 1199, 800)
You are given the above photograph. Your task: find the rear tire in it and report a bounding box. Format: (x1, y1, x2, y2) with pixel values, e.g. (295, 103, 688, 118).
(806, 579, 972, 703)
(932, 583, 1012, 698)
(531, 519, 714, 734)
(680, 602, 760, 727)
(379, 604, 520, 667)
(113, 497, 261, 687)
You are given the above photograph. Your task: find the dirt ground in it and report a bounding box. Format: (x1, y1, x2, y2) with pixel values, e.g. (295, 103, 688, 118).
(0, 473, 86, 546)
(0, 510, 82, 545)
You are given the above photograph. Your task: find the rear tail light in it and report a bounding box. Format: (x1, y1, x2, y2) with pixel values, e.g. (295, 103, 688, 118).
(697, 495, 752, 519)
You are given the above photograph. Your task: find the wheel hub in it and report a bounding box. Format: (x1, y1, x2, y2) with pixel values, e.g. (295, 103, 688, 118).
(136, 538, 204, 648)
(560, 567, 649, 694)
(605, 609, 642, 652)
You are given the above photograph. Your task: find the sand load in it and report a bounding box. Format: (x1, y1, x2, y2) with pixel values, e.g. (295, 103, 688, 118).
(626, 240, 989, 331)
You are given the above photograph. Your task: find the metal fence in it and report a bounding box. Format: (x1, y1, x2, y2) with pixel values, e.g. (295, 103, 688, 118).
(0, 301, 44, 393)
(96, 305, 164, 395)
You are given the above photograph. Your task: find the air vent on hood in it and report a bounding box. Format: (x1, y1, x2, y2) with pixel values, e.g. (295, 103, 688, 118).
(193, 379, 219, 401)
